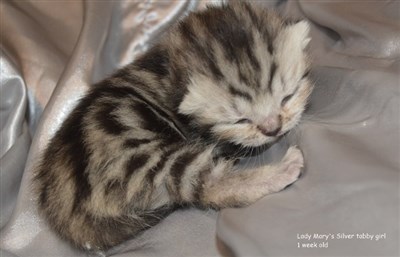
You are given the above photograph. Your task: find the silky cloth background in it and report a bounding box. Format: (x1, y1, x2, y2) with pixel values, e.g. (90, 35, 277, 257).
(0, 0, 399, 257)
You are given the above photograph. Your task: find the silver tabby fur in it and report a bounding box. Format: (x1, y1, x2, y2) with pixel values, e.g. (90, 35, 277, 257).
(34, 1, 312, 251)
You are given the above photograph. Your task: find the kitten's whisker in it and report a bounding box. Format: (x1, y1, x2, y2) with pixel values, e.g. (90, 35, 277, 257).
(244, 147, 254, 168)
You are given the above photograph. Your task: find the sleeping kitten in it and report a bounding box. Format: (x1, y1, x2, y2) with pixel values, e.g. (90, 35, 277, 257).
(34, 1, 312, 251)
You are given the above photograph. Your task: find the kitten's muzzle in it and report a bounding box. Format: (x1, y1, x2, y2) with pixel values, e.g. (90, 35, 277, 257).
(259, 126, 281, 137)
(257, 114, 282, 137)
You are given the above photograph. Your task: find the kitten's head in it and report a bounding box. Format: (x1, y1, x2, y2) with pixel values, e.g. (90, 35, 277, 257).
(174, 2, 313, 147)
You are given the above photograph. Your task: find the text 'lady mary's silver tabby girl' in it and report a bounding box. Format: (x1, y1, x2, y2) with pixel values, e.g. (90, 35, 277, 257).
(34, 1, 312, 251)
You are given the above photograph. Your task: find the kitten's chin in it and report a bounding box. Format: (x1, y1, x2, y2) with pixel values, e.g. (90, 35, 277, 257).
(240, 137, 277, 148)
(214, 141, 272, 159)
(215, 135, 280, 159)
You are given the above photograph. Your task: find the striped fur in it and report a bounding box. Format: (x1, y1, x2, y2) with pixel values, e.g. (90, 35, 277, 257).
(34, 1, 312, 252)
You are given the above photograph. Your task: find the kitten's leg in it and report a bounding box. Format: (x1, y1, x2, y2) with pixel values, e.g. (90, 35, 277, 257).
(199, 146, 304, 208)
(162, 145, 303, 208)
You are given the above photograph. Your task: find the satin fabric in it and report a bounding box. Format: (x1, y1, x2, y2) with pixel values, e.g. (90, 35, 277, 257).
(1, 0, 399, 256)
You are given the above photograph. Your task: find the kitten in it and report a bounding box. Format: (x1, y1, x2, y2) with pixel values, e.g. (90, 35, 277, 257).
(34, 1, 312, 251)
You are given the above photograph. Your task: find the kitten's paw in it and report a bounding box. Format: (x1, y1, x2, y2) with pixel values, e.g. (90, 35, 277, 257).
(282, 146, 304, 171)
(268, 146, 304, 192)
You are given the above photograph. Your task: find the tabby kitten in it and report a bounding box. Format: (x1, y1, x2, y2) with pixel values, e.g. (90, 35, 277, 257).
(34, 1, 312, 251)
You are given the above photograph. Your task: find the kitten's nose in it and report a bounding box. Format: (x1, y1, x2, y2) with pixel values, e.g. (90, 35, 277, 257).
(257, 115, 282, 137)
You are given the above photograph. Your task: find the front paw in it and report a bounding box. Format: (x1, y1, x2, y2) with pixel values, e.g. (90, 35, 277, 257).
(268, 146, 304, 192)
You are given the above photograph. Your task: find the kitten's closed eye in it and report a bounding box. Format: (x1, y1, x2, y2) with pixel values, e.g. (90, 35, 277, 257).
(302, 70, 310, 80)
(281, 94, 294, 106)
(235, 118, 252, 124)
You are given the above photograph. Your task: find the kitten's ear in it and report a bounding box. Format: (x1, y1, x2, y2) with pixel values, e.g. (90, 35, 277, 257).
(287, 20, 311, 50)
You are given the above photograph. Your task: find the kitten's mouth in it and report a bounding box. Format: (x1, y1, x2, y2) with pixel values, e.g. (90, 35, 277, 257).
(265, 129, 288, 140)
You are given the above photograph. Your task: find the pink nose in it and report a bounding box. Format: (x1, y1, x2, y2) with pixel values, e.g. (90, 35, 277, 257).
(257, 115, 282, 136)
